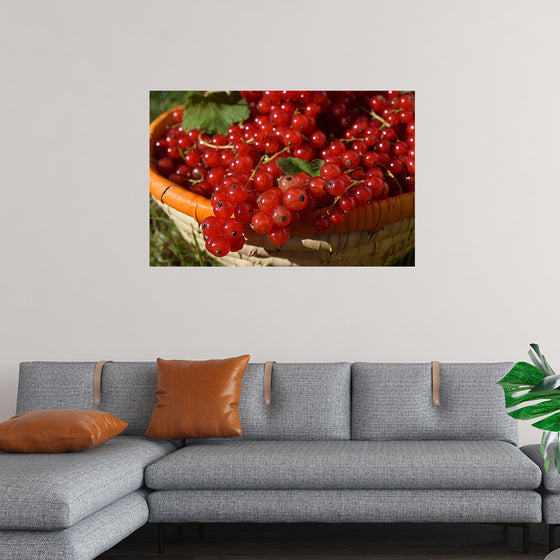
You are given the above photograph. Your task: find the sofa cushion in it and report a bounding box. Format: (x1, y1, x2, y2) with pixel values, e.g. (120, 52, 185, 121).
(351, 362, 518, 444)
(145, 356, 250, 439)
(145, 440, 540, 491)
(0, 409, 127, 453)
(522, 444, 560, 493)
(17, 362, 159, 436)
(543, 493, 560, 524)
(0, 490, 148, 560)
(235, 362, 351, 440)
(17, 362, 95, 413)
(0, 436, 176, 530)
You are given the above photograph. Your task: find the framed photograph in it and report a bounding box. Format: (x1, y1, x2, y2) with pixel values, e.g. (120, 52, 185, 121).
(150, 91, 415, 267)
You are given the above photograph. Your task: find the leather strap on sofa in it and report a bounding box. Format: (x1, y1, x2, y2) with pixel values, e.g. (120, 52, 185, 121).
(432, 361, 440, 406)
(93, 361, 113, 406)
(264, 361, 275, 406)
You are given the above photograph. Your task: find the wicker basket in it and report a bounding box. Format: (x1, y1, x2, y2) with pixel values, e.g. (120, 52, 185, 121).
(150, 108, 415, 266)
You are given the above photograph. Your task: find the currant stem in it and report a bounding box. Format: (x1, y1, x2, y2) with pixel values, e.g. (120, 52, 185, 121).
(356, 102, 390, 128)
(245, 146, 290, 187)
(384, 167, 403, 194)
(197, 134, 235, 150)
(246, 155, 267, 185)
(370, 111, 390, 128)
(325, 179, 365, 212)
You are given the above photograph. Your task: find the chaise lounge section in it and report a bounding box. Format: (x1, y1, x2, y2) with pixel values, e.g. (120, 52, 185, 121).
(0, 362, 177, 560)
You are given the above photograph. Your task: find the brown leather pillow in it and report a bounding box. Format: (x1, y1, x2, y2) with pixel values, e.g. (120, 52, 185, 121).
(145, 355, 250, 439)
(0, 409, 128, 453)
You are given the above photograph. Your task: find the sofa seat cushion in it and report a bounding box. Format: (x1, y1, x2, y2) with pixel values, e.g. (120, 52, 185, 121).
(0, 490, 149, 560)
(0, 436, 177, 530)
(145, 440, 541, 491)
(522, 444, 560, 493)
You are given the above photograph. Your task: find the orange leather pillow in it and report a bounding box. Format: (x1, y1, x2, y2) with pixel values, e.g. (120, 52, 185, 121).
(145, 355, 250, 439)
(0, 409, 127, 453)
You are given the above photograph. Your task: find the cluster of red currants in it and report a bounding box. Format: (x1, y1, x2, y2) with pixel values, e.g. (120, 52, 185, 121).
(152, 91, 415, 258)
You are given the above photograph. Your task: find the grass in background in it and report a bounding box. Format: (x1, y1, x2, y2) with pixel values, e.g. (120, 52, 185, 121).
(150, 198, 218, 266)
(393, 248, 415, 266)
(150, 91, 185, 122)
(150, 91, 415, 267)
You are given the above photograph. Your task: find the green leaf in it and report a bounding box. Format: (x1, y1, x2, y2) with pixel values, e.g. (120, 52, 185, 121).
(542, 430, 557, 461)
(529, 343, 556, 376)
(533, 412, 560, 431)
(542, 430, 554, 455)
(502, 386, 560, 409)
(496, 350, 560, 474)
(277, 157, 324, 177)
(497, 361, 546, 388)
(543, 355, 557, 376)
(530, 374, 560, 393)
(541, 431, 560, 472)
(507, 400, 560, 420)
(182, 91, 250, 136)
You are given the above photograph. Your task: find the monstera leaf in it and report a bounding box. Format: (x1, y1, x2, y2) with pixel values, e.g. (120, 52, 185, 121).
(498, 344, 560, 471)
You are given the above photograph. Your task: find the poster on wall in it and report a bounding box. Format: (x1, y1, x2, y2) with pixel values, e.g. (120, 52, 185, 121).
(150, 91, 415, 267)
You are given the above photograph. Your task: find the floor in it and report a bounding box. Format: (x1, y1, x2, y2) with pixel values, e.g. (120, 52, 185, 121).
(99, 522, 552, 559)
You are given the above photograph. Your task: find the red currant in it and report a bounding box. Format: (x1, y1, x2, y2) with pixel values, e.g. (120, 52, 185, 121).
(232, 155, 253, 174)
(320, 163, 341, 180)
(283, 187, 308, 211)
(341, 151, 360, 170)
(257, 189, 282, 213)
(327, 207, 345, 225)
(271, 205, 293, 226)
(205, 236, 230, 257)
(278, 175, 297, 192)
(338, 196, 356, 213)
(172, 109, 184, 123)
(212, 199, 235, 219)
(226, 182, 248, 204)
(312, 215, 330, 232)
(222, 218, 244, 240)
(251, 211, 274, 234)
(308, 177, 328, 197)
(156, 157, 176, 176)
(234, 202, 255, 223)
(309, 130, 327, 148)
(268, 227, 290, 246)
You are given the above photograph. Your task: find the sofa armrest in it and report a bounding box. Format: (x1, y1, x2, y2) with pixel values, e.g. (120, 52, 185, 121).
(522, 444, 560, 493)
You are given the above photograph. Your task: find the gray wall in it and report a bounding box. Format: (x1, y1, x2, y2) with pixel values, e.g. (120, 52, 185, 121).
(1, 0, 559, 445)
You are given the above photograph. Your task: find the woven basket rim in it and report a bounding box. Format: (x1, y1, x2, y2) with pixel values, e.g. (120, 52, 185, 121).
(149, 106, 415, 236)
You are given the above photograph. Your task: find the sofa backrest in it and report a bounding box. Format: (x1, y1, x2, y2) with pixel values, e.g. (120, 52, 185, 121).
(16, 361, 352, 440)
(351, 362, 518, 445)
(237, 362, 351, 440)
(17, 362, 158, 436)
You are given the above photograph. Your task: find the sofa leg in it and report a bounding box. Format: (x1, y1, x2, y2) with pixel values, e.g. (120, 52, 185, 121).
(523, 523, 529, 554)
(158, 523, 165, 554)
(550, 524, 557, 553)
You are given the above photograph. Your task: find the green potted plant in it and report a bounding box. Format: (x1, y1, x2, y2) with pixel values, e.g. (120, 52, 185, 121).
(498, 344, 560, 471)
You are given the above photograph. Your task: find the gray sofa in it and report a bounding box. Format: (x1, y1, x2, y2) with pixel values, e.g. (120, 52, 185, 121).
(521, 444, 560, 551)
(0, 361, 544, 559)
